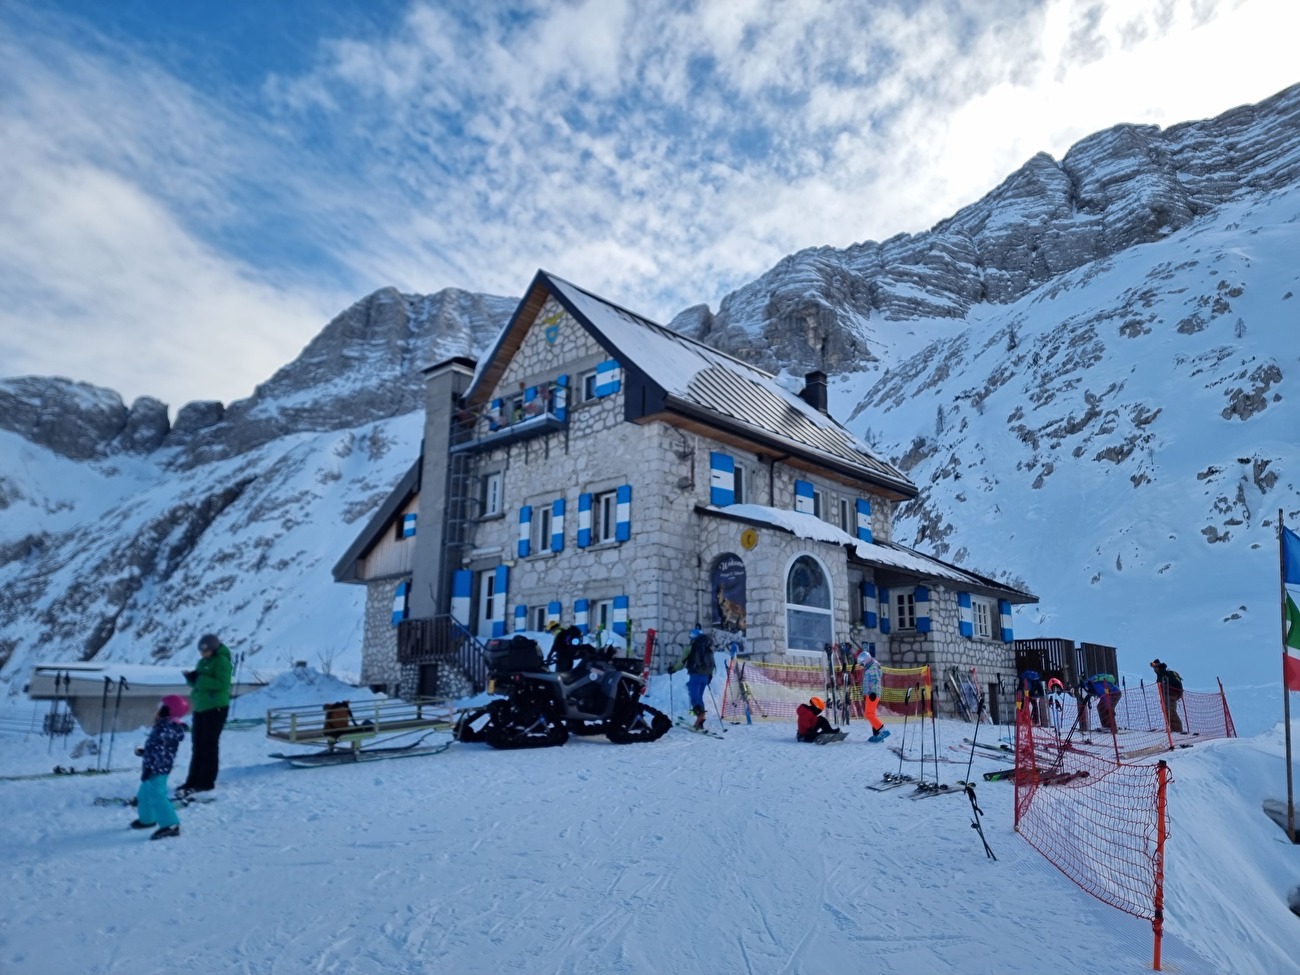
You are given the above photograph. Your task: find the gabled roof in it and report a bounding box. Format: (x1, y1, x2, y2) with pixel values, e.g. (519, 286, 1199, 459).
(465, 270, 917, 499)
(331, 458, 421, 584)
(696, 503, 1037, 604)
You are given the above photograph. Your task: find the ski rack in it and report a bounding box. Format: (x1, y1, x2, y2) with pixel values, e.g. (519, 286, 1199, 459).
(266, 698, 454, 753)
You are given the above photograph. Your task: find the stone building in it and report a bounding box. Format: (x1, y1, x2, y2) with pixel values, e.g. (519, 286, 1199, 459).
(333, 270, 1036, 701)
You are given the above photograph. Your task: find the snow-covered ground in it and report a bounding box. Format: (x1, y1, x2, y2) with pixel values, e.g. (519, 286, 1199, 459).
(1, 667, 1298, 975)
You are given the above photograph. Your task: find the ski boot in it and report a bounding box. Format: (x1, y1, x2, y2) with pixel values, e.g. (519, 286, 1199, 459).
(692, 707, 706, 731)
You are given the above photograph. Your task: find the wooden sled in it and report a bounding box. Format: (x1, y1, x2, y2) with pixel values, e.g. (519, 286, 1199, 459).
(266, 698, 454, 765)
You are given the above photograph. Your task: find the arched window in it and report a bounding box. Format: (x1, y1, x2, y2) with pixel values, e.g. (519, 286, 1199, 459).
(786, 554, 833, 651)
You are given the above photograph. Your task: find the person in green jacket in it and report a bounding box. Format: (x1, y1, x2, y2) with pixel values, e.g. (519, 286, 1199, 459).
(176, 633, 232, 796)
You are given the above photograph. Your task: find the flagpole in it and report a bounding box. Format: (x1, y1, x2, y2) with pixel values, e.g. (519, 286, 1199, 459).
(1281, 509, 1296, 843)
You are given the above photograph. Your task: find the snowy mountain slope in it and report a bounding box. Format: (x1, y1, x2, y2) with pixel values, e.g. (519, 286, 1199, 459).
(845, 181, 1300, 704)
(675, 82, 1300, 379)
(1, 670, 1295, 975)
(0, 412, 423, 681)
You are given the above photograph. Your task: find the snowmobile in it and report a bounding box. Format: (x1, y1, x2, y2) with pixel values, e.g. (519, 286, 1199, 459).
(453, 635, 671, 749)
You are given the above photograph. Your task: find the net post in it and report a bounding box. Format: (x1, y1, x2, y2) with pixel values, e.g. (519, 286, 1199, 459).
(1216, 677, 1236, 738)
(1153, 759, 1169, 971)
(719, 655, 734, 721)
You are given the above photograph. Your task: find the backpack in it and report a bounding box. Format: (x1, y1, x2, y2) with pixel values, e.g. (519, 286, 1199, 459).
(1165, 669, 1183, 690)
(688, 634, 715, 675)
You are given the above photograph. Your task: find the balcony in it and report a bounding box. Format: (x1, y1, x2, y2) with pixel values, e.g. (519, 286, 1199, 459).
(452, 378, 569, 453)
(397, 615, 488, 692)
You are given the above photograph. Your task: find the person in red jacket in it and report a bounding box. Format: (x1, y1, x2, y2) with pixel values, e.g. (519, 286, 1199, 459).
(796, 696, 839, 742)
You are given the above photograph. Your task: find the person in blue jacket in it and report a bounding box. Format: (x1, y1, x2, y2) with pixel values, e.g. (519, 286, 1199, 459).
(132, 694, 189, 840)
(669, 628, 715, 729)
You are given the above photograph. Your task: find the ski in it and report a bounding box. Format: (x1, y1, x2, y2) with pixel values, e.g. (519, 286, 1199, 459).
(907, 781, 971, 799)
(94, 794, 216, 808)
(890, 745, 958, 764)
(867, 771, 916, 792)
(1, 766, 133, 782)
(273, 741, 451, 768)
(814, 731, 848, 744)
(673, 718, 724, 740)
(964, 737, 1013, 753)
(983, 767, 1018, 782)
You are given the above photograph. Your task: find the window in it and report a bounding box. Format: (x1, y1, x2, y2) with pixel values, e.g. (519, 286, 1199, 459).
(533, 606, 547, 631)
(973, 597, 994, 639)
(580, 370, 598, 403)
(594, 490, 618, 543)
(785, 555, 833, 651)
(893, 591, 916, 630)
(482, 472, 503, 517)
(533, 506, 553, 554)
(812, 489, 824, 519)
(593, 598, 614, 632)
(733, 463, 747, 504)
(836, 498, 850, 532)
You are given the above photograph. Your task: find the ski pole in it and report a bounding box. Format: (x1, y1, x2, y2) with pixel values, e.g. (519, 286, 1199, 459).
(706, 683, 725, 732)
(918, 686, 928, 786)
(106, 677, 128, 769)
(963, 694, 985, 786)
(931, 683, 941, 787)
(896, 685, 914, 780)
(46, 671, 62, 754)
(230, 651, 244, 718)
(95, 676, 112, 770)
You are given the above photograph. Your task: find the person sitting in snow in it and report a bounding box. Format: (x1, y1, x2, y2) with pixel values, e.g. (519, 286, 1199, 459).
(796, 696, 839, 743)
(669, 627, 715, 729)
(132, 694, 189, 840)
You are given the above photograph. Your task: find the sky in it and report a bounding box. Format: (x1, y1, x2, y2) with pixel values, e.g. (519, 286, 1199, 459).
(1, 0, 1298, 413)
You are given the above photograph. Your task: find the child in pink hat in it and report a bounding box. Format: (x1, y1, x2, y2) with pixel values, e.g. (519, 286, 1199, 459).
(131, 695, 190, 840)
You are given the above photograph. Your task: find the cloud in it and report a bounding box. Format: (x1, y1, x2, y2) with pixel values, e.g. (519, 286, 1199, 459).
(1, 0, 1297, 410)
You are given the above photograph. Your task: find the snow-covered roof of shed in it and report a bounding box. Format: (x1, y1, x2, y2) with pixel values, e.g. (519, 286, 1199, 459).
(543, 273, 914, 493)
(699, 503, 1036, 602)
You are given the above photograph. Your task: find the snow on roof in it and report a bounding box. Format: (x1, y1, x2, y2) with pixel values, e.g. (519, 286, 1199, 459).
(700, 503, 1035, 599)
(544, 274, 914, 492)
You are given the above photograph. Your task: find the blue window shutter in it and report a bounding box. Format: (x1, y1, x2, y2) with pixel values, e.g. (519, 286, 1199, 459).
(554, 375, 569, 422)
(613, 595, 629, 637)
(546, 601, 562, 628)
(514, 605, 527, 632)
(551, 498, 565, 552)
(855, 499, 872, 543)
(615, 484, 631, 542)
(577, 493, 592, 547)
(491, 565, 509, 637)
(958, 592, 974, 637)
(518, 505, 532, 558)
(391, 581, 409, 626)
(524, 385, 538, 412)
(709, 452, 735, 506)
(488, 398, 503, 431)
(915, 586, 931, 634)
(451, 570, 472, 627)
(879, 587, 891, 634)
(402, 513, 417, 538)
(574, 598, 589, 634)
(595, 360, 622, 396)
(861, 581, 878, 629)
(794, 479, 814, 514)
(999, 599, 1014, 642)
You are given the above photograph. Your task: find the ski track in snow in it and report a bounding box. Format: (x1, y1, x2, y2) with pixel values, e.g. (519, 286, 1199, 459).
(1, 681, 1294, 974)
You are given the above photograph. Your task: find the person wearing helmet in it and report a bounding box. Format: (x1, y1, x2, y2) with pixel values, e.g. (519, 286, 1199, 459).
(546, 620, 585, 672)
(176, 633, 232, 796)
(131, 695, 190, 840)
(796, 696, 839, 743)
(668, 627, 715, 729)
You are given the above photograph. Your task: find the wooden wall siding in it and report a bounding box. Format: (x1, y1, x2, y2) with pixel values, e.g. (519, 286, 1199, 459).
(357, 498, 419, 580)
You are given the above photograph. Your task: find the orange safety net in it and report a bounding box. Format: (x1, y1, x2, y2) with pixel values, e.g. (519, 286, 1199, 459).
(1014, 705, 1171, 925)
(719, 660, 932, 722)
(1019, 679, 1235, 762)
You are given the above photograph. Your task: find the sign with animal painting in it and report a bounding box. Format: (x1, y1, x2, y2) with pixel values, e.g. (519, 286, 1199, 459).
(711, 553, 747, 632)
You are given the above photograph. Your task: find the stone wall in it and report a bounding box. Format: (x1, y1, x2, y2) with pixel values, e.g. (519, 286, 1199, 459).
(359, 578, 404, 694)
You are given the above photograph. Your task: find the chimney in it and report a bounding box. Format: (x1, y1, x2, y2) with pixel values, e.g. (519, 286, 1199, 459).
(799, 370, 828, 414)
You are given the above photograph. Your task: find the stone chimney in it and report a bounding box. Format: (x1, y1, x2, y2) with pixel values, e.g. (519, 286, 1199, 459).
(799, 370, 828, 414)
